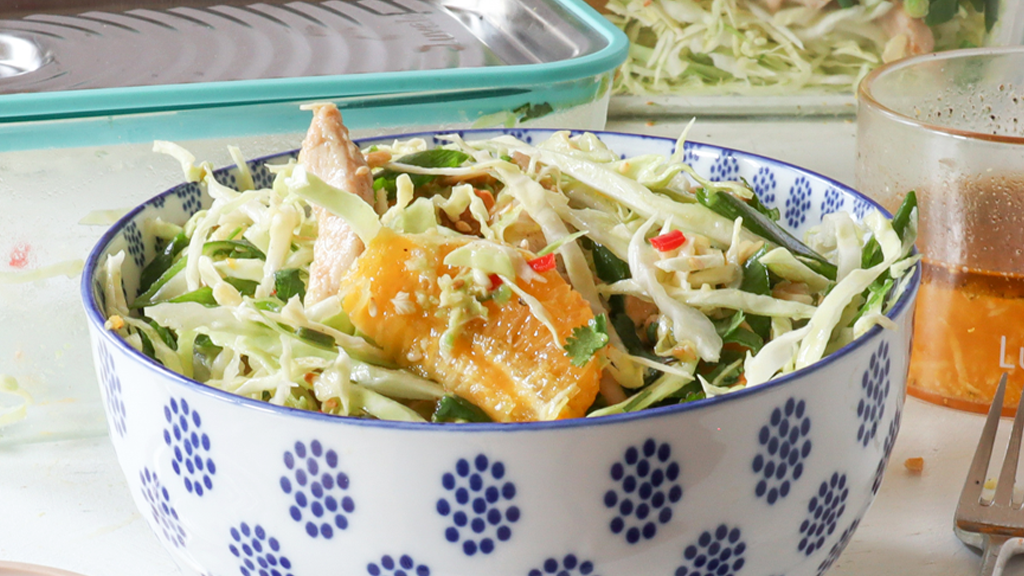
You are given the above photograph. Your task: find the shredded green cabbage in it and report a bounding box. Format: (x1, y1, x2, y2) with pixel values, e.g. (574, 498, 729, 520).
(603, 0, 989, 96)
(100, 127, 918, 422)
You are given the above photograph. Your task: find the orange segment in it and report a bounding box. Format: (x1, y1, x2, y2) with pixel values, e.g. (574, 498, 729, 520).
(338, 228, 601, 422)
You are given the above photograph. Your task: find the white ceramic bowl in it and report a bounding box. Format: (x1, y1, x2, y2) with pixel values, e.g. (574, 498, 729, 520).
(82, 129, 918, 576)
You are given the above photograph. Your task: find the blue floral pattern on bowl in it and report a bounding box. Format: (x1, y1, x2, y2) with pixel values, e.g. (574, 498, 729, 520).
(820, 187, 845, 219)
(753, 398, 811, 505)
(366, 554, 430, 576)
(139, 467, 186, 548)
(123, 220, 146, 269)
(604, 438, 682, 544)
(97, 342, 127, 437)
(528, 554, 597, 576)
(250, 161, 279, 191)
(214, 170, 238, 189)
(858, 341, 891, 447)
(280, 439, 354, 538)
(785, 177, 813, 228)
(437, 454, 519, 556)
(873, 404, 903, 495)
(752, 166, 777, 207)
(675, 525, 746, 576)
(228, 523, 293, 576)
(162, 397, 215, 496)
(709, 150, 739, 182)
(798, 472, 849, 556)
(852, 198, 871, 220)
(681, 143, 699, 167)
(175, 182, 203, 217)
(816, 517, 861, 576)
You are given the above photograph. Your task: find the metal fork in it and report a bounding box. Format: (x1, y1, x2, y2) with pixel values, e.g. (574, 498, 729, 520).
(955, 374, 1024, 576)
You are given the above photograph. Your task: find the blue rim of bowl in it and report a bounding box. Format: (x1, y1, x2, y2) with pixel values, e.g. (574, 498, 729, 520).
(80, 128, 921, 433)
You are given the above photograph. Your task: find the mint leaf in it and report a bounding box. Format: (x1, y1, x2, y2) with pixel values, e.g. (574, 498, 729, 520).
(564, 314, 610, 367)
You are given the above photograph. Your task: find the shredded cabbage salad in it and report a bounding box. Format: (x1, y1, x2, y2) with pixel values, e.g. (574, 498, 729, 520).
(602, 0, 991, 95)
(99, 129, 918, 423)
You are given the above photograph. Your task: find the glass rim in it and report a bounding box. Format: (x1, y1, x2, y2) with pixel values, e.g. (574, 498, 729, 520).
(858, 46, 1024, 146)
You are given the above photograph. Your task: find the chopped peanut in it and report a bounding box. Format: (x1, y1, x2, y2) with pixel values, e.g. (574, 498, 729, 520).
(104, 315, 125, 331)
(904, 457, 924, 473)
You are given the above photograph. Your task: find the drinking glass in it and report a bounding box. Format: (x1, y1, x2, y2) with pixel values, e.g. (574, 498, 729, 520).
(857, 47, 1024, 414)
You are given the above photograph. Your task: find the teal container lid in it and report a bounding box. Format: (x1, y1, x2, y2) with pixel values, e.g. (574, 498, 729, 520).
(0, 0, 627, 124)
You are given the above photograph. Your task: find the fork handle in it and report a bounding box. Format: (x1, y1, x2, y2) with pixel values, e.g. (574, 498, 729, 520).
(978, 535, 1024, 576)
(979, 535, 1009, 576)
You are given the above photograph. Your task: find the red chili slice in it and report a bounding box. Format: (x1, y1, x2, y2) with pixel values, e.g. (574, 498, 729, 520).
(650, 229, 686, 252)
(527, 253, 557, 273)
(488, 273, 503, 289)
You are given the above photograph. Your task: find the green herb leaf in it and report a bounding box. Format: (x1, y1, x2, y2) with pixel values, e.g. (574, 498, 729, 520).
(591, 244, 631, 283)
(139, 329, 156, 359)
(252, 298, 284, 313)
(891, 190, 917, 240)
(699, 348, 746, 387)
(202, 239, 266, 260)
(372, 149, 471, 199)
(862, 191, 917, 270)
(274, 268, 307, 302)
(696, 188, 836, 280)
(713, 311, 746, 338)
(132, 256, 188, 309)
(139, 231, 188, 294)
(742, 184, 780, 222)
(985, 0, 998, 31)
(168, 286, 217, 307)
(739, 246, 772, 339)
(513, 102, 554, 122)
(432, 394, 493, 423)
(740, 246, 771, 295)
(193, 333, 221, 356)
(926, 0, 958, 25)
(224, 277, 259, 297)
(564, 314, 610, 367)
(610, 312, 660, 362)
(852, 277, 895, 325)
(713, 311, 764, 353)
(295, 327, 335, 350)
(147, 318, 178, 351)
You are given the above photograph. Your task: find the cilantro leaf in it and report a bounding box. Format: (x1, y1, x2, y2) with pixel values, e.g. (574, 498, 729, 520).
(564, 314, 610, 367)
(274, 268, 307, 302)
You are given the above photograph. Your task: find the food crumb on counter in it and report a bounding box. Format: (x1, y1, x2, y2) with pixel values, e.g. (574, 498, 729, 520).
(904, 457, 924, 473)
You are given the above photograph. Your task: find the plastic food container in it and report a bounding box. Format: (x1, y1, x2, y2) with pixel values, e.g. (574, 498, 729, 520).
(592, 0, 1024, 117)
(0, 0, 626, 444)
(856, 46, 1024, 415)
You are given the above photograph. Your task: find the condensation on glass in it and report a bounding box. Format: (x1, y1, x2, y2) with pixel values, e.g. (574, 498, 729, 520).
(857, 47, 1024, 415)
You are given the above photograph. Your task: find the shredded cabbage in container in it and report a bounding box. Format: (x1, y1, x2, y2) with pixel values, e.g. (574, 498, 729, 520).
(602, 0, 991, 95)
(99, 129, 918, 423)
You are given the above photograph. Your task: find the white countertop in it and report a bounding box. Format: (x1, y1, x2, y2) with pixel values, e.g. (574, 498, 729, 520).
(0, 116, 1015, 575)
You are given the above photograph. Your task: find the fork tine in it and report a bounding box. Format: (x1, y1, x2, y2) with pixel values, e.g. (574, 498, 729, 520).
(961, 374, 1008, 505)
(994, 375, 1024, 506)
